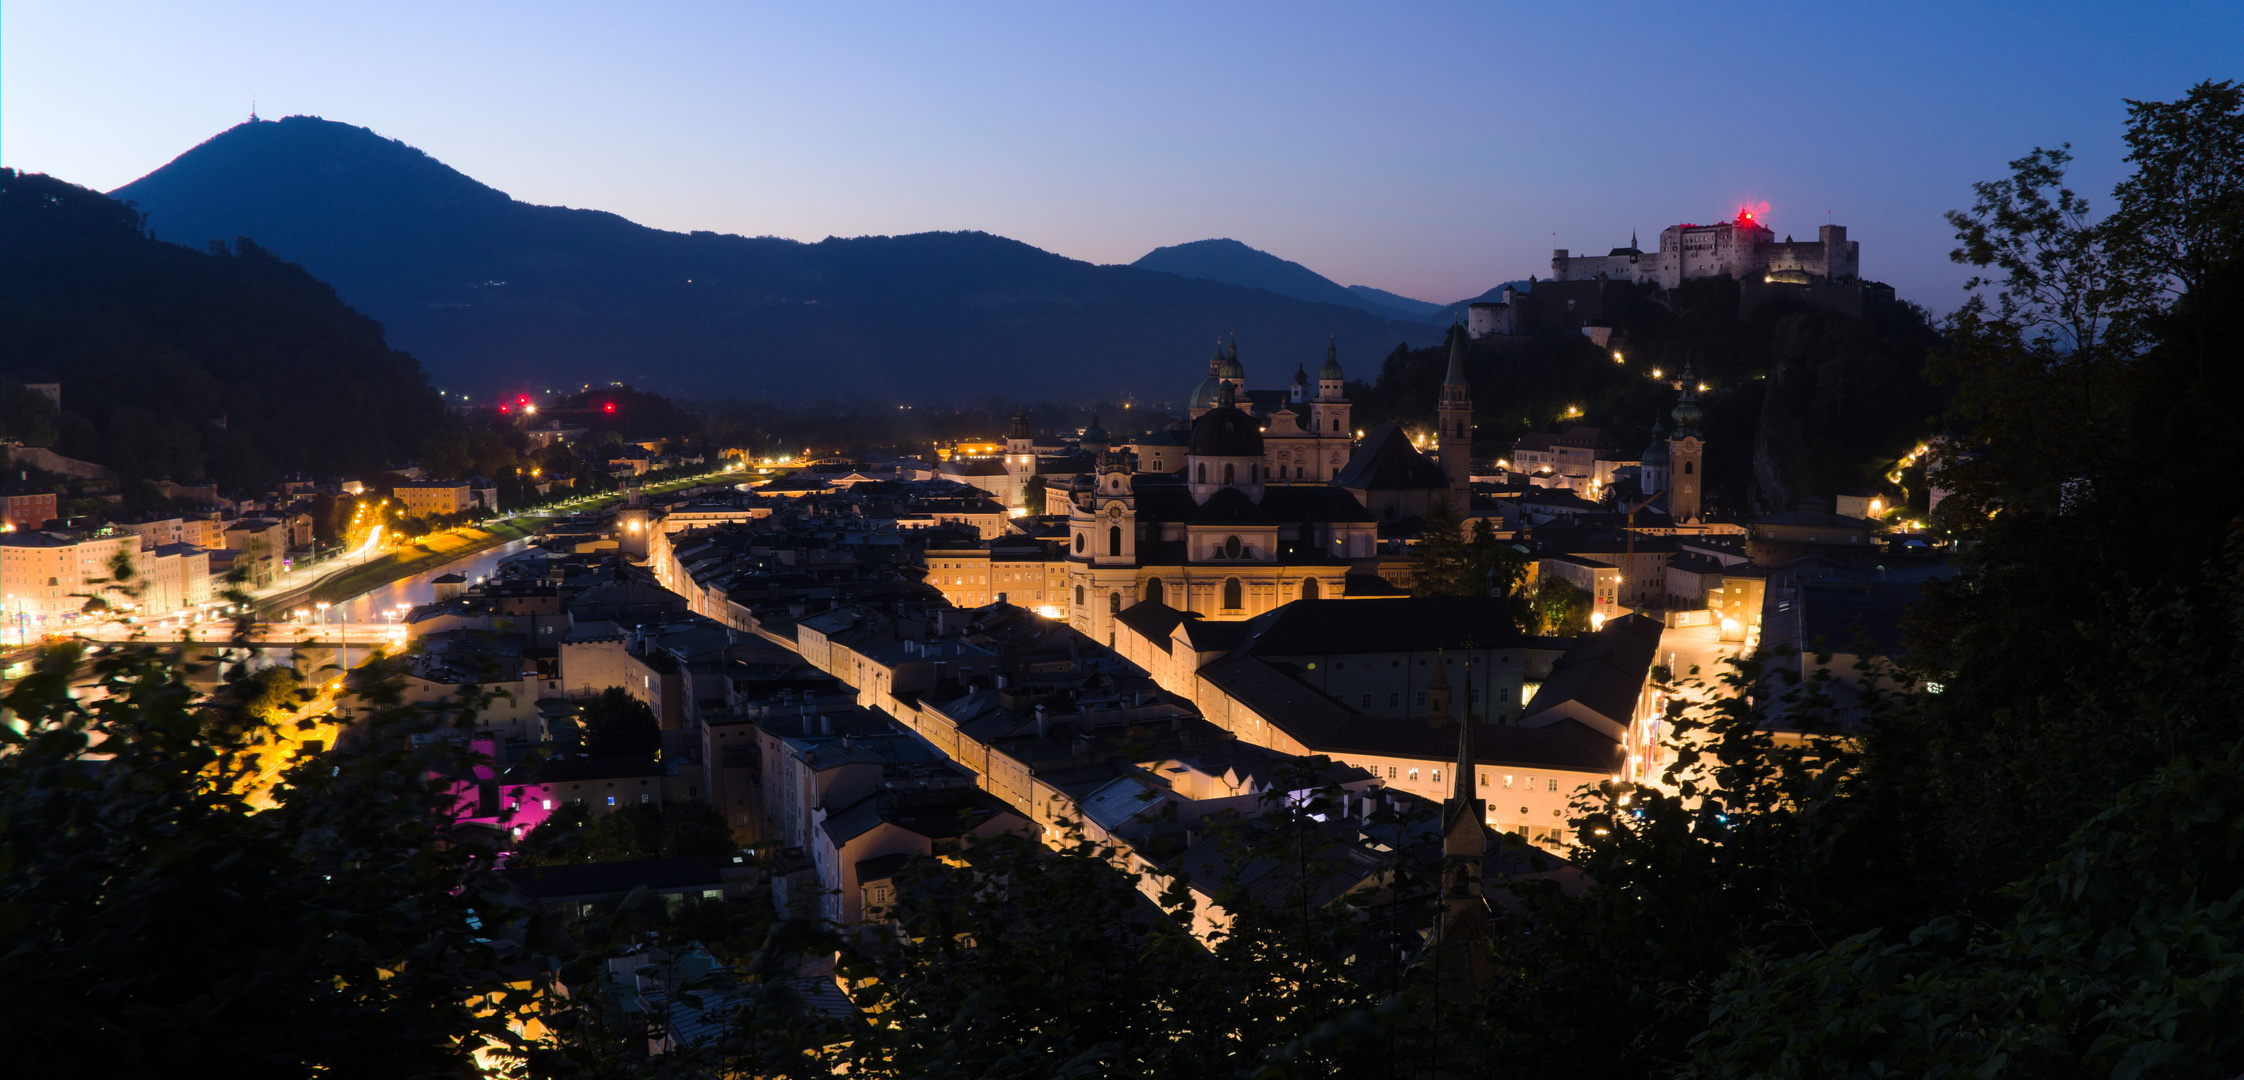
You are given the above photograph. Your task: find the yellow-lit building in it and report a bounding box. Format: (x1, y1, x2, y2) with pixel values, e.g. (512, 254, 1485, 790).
(393, 480, 473, 517)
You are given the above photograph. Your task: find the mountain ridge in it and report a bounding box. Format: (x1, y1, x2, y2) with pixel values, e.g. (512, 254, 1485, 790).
(109, 117, 1444, 401)
(1129, 237, 1434, 322)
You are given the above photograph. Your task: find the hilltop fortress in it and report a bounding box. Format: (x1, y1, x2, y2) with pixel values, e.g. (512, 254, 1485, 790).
(1550, 209, 1859, 289)
(1471, 210, 1890, 339)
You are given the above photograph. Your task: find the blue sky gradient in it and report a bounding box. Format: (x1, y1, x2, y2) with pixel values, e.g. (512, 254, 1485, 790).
(5, 1, 2237, 308)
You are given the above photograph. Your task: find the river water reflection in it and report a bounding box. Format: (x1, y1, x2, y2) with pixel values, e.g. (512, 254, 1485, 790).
(332, 538, 539, 623)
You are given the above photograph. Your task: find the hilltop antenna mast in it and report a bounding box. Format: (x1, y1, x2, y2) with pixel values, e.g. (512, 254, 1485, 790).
(250, 93, 258, 122)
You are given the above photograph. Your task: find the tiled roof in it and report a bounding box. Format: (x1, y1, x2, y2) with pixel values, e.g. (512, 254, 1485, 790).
(1335, 425, 1448, 492)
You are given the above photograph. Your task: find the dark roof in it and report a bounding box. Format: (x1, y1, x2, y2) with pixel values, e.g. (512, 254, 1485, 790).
(1255, 485, 1376, 523)
(1798, 579, 1929, 659)
(519, 756, 667, 784)
(1134, 486, 1203, 524)
(1341, 573, 1409, 598)
(1235, 597, 1525, 656)
(1335, 425, 1447, 492)
(1521, 614, 1663, 727)
(1188, 403, 1265, 457)
(820, 789, 1015, 848)
(1189, 486, 1276, 526)
(1197, 654, 1617, 770)
(1113, 601, 1191, 650)
(501, 856, 727, 899)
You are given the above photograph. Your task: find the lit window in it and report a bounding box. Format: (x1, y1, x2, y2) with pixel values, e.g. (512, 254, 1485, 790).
(606, 796, 616, 806)
(1432, 769, 1442, 783)
(1408, 768, 1419, 781)
(1504, 775, 1514, 789)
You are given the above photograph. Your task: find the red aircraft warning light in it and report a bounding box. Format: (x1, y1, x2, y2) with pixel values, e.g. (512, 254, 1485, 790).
(499, 404, 510, 413)
(604, 402, 616, 413)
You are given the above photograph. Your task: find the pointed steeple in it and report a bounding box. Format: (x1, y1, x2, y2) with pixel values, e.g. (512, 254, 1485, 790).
(1631, 228, 1639, 251)
(1443, 323, 1469, 387)
(1433, 656, 1482, 828)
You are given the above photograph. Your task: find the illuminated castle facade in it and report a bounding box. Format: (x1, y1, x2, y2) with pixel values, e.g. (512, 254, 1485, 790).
(1551, 211, 1859, 290)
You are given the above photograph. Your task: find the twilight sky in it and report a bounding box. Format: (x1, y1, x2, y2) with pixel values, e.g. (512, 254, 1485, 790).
(4, 1, 2237, 309)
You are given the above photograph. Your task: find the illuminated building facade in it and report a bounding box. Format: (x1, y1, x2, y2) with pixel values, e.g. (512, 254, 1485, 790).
(1551, 210, 1860, 290)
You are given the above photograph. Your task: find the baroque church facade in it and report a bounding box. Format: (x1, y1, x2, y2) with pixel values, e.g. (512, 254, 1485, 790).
(927, 331, 1480, 646)
(1057, 329, 1477, 645)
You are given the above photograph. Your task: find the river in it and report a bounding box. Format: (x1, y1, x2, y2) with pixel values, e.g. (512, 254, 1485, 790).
(330, 537, 540, 623)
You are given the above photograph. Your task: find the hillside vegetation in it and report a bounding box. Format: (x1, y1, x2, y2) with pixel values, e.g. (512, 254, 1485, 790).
(1352, 276, 1943, 511)
(0, 169, 446, 494)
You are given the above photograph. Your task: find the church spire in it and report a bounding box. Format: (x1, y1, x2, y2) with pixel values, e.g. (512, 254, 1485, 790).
(1443, 322, 1469, 387)
(1437, 324, 1472, 497)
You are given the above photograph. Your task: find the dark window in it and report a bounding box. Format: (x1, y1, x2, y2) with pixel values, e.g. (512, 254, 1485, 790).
(1224, 535, 1242, 559)
(1145, 577, 1165, 606)
(1108, 525, 1122, 556)
(1301, 577, 1320, 601)
(1109, 592, 1121, 614)
(1074, 532, 1085, 553)
(1684, 461, 1695, 475)
(1197, 463, 1207, 484)
(1223, 577, 1243, 610)
(1223, 463, 1235, 485)
(1074, 584, 1085, 606)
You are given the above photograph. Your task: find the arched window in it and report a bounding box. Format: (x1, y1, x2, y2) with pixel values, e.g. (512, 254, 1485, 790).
(1331, 419, 1341, 432)
(1109, 592, 1121, 614)
(1223, 577, 1243, 610)
(1197, 463, 1207, 484)
(1145, 577, 1165, 606)
(1074, 532, 1085, 553)
(1223, 463, 1235, 485)
(1249, 463, 1257, 482)
(1294, 465, 1303, 478)
(1683, 460, 1695, 475)
(1302, 577, 1321, 601)
(1074, 584, 1085, 606)
(1108, 525, 1122, 556)
(1224, 535, 1242, 559)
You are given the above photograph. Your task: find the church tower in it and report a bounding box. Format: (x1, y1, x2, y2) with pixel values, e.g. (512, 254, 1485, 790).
(1667, 365, 1705, 522)
(1432, 656, 1493, 987)
(1312, 339, 1350, 440)
(1639, 417, 1670, 505)
(1005, 408, 1036, 511)
(1437, 325, 1473, 500)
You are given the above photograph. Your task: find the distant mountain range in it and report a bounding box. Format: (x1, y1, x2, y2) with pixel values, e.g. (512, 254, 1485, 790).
(1129, 238, 1443, 321)
(105, 117, 1449, 402)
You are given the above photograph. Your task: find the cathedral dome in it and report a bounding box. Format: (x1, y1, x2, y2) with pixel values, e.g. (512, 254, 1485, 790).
(1081, 417, 1110, 447)
(1641, 420, 1669, 464)
(1188, 376, 1223, 412)
(1188, 392, 1265, 458)
(1217, 355, 1244, 381)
